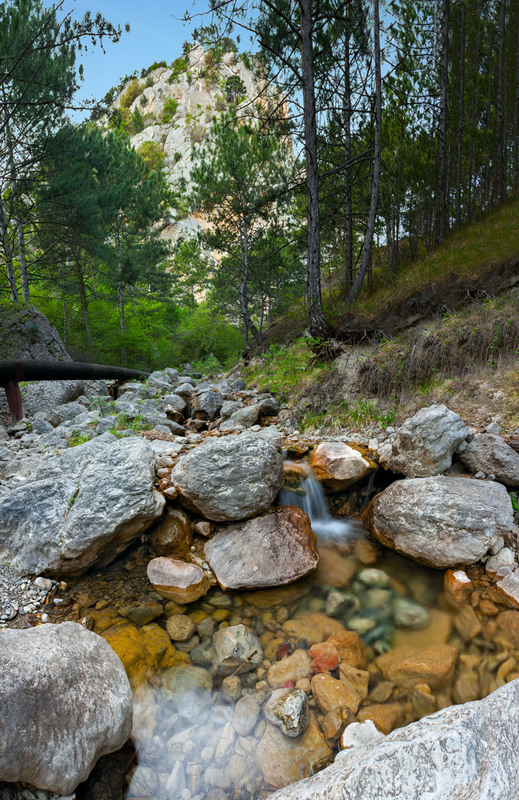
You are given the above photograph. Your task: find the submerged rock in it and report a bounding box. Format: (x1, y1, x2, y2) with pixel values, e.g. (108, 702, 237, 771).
(171, 431, 284, 521)
(256, 714, 333, 789)
(212, 624, 263, 676)
(310, 442, 376, 491)
(378, 404, 468, 477)
(205, 506, 319, 590)
(376, 644, 457, 690)
(268, 680, 519, 800)
(364, 476, 516, 568)
(0, 622, 132, 794)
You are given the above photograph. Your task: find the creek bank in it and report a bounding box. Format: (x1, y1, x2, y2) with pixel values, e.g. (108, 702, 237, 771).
(2, 375, 519, 799)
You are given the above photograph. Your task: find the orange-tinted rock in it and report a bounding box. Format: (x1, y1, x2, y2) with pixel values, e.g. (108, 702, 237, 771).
(339, 663, 370, 699)
(479, 597, 499, 616)
(321, 707, 355, 744)
(245, 584, 308, 609)
(357, 703, 405, 734)
(255, 715, 333, 789)
(376, 645, 457, 690)
(267, 649, 312, 688)
(353, 539, 379, 565)
(311, 673, 362, 714)
(314, 548, 357, 588)
(283, 463, 309, 485)
(151, 508, 192, 559)
(101, 621, 189, 688)
(310, 442, 376, 492)
(326, 630, 367, 669)
(444, 569, 473, 605)
(282, 613, 344, 647)
(489, 572, 519, 610)
(147, 557, 210, 604)
(453, 605, 482, 642)
(309, 642, 340, 674)
(496, 609, 519, 647)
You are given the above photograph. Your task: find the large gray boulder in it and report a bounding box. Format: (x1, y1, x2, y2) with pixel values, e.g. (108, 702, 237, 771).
(0, 622, 132, 794)
(205, 506, 319, 589)
(364, 476, 516, 568)
(171, 431, 284, 521)
(0, 434, 165, 575)
(379, 404, 468, 477)
(269, 679, 519, 800)
(460, 433, 519, 487)
(0, 303, 70, 361)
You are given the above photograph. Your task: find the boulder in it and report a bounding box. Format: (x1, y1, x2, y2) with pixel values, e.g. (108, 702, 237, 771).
(147, 557, 210, 603)
(0, 435, 165, 576)
(309, 442, 376, 491)
(0, 303, 70, 361)
(378, 404, 468, 477)
(220, 403, 261, 430)
(204, 506, 319, 590)
(460, 433, 519, 487)
(212, 624, 263, 675)
(151, 508, 192, 558)
(268, 680, 519, 800)
(193, 390, 224, 420)
(364, 476, 516, 568)
(0, 622, 132, 794)
(171, 431, 284, 521)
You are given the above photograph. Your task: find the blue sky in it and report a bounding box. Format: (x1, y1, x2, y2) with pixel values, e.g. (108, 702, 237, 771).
(71, 0, 211, 114)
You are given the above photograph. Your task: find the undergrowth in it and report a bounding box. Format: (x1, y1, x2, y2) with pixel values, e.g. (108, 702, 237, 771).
(359, 295, 519, 399)
(243, 337, 331, 400)
(300, 398, 396, 433)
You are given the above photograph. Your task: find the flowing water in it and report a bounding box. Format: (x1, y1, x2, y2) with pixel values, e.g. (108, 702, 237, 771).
(63, 474, 518, 800)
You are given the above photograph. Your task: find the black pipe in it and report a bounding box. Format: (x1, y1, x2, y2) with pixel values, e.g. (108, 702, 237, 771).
(0, 360, 149, 384)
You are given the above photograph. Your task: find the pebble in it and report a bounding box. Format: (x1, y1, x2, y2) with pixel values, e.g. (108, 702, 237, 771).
(0, 565, 54, 627)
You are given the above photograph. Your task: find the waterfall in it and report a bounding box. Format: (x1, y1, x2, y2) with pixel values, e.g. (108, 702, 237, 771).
(279, 468, 355, 542)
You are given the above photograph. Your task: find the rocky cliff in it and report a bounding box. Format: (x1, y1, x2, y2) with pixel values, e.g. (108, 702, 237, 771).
(103, 43, 281, 249)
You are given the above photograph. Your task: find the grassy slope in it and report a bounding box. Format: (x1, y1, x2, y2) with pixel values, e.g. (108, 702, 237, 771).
(245, 200, 519, 433)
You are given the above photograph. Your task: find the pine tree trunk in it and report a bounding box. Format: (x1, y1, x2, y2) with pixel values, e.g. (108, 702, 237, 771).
(514, 21, 519, 194)
(344, 21, 353, 289)
(496, 0, 507, 204)
(456, 0, 465, 228)
(300, 0, 330, 338)
(347, 0, 382, 305)
(435, 0, 450, 243)
(0, 196, 19, 303)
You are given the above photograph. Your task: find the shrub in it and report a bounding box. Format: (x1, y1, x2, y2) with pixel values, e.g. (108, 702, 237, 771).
(120, 79, 142, 109)
(162, 97, 178, 124)
(168, 57, 188, 84)
(137, 141, 165, 170)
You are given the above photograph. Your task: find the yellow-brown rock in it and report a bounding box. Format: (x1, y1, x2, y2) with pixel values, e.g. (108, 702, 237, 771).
(357, 703, 405, 734)
(282, 613, 344, 646)
(89, 607, 123, 633)
(245, 584, 308, 609)
(147, 556, 210, 604)
(353, 539, 379, 565)
(326, 630, 367, 668)
(496, 609, 519, 647)
(488, 572, 519, 610)
(101, 621, 189, 687)
(392, 609, 452, 648)
(314, 548, 357, 588)
(411, 683, 437, 716)
(321, 707, 355, 744)
(444, 569, 473, 605)
(453, 605, 482, 641)
(310, 442, 376, 492)
(267, 649, 312, 688)
(452, 671, 480, 704)
(376, 645, 457, 690)
(151, 508, 192, 559)
(339, 663, 370, 699)
(255, 715, 333, 789)
(310, 673, 362, 714)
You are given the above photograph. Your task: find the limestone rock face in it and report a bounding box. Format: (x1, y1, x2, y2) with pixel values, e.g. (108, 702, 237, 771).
(379, 404, 468, 477)
(268, 679, 519, 800)
(171, 431, 284, 521)
(364, 476, 516, 568)
(309, 442, 375, 491)
(460, 433, 519, 486)
(205, 506, 319, 590)
(0, 622, 132, 794)
(147, 557, 210, 603)
(0, 434, 165, 576)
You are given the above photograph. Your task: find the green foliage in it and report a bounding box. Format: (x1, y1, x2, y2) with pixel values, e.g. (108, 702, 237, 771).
(174, 305, 243, 370)
(119, 78, 142, 108)
(137, 141, 165, 171)
(110, 412, 151, 436)
(132, 107, 144, 133)
(162, 97, 178, 123)
(301, 399, 396, 433)
(68, 430, 91, 447)
(168, 56, 188, 84)
(224, 75, 246, 104)
(142, 60, 168, 77)
(243, 338, 330, 398)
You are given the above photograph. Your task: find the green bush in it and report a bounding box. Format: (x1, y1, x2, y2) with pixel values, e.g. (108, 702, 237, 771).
(162, 97, 178, 123)
(120, 79, 142, 109)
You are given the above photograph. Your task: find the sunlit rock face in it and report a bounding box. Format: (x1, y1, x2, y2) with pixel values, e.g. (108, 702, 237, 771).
(364, 476, 516, 568)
